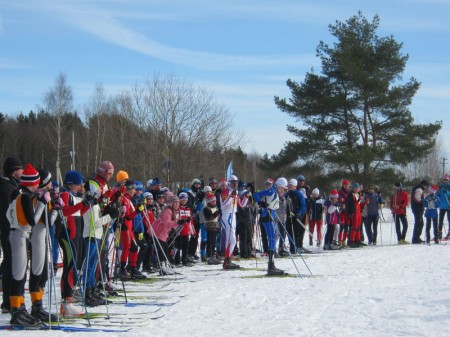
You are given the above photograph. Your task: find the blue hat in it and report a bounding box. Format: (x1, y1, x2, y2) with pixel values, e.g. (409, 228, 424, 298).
(151, 177, 162, 186)
(135, 181, 144, 191)
(297, 175, 305, 181)
(64, 170, 83, 185)
(352, 183, 360, 189)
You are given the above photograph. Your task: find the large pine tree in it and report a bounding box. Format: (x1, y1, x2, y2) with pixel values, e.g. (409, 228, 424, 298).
(262, 12, 441, 186)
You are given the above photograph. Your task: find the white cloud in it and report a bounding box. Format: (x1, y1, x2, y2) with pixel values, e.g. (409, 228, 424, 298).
(19, 1, 312, 71)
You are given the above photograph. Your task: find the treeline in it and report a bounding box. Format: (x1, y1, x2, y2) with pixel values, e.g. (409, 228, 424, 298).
(0, 74, 269, 188)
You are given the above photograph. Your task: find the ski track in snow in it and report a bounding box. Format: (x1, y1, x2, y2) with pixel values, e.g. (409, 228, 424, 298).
(1, 209, 450, 336)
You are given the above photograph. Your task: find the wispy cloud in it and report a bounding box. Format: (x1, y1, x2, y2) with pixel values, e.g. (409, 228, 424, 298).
(22, 1, 312, 71)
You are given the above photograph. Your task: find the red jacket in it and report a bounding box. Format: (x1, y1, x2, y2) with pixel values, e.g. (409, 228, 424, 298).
(390, 190, 409, 215)
(60, 191, 89, 239)
(120, 194, 140, 230)
(179, 205, 195, 236)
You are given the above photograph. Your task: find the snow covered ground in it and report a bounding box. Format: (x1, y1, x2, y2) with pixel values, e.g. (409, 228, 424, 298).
(1, 208, 450, 336)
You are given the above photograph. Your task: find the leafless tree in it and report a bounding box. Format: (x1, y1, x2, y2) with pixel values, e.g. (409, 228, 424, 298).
(43, 73, 73, 182)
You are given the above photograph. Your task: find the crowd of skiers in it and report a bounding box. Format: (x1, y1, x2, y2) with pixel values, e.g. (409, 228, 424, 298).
(1, 156, 449, 328)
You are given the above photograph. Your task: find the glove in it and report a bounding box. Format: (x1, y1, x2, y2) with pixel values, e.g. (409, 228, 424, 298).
(137, 232, 144, 241)
(177, 219, 186, 226)
(213, 210, 221, 217)
(37, 190, 51, 204)
(103, 204, 119, 219)
(137, 202, 145, 213)
(83, 194, 97, 206)
(52, 197, 65, 210)
(185, 216, 191, 223)
(258, 201, 268, 208)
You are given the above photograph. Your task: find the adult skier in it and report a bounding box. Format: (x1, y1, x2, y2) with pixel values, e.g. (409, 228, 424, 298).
(254, 177, 288, 275)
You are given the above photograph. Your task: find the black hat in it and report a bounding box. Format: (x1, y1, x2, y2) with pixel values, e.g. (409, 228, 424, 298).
(124, 179, 136, 190)
(3, 157, 23, 176)
(38, 169, 52, 188)
(394, 182, 402, 188)
(419, 180, 428, 188)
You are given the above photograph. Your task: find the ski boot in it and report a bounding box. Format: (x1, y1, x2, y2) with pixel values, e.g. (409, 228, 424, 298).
(31, 300, 58, 323)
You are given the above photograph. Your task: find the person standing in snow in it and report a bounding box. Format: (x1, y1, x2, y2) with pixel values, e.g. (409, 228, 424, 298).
(7, 164, 53, 327)
(236, 180, 253, 258)
(117, 180, 146, 280)
(82, 161, 117, 306)
(203, 194, 221, 265)
(59, 170, 91, 315)
(0, 157, 23, 314)
(338, 179, 351, 247)
(411, 179, 428, 244)
(390, 182, 410, 244)
(345, 183, 363, 248)
(148, 194, 186, 275)
(285, 179, 307, 254)
(437, 174, 450, 240)
(323, 190, 341, 250)
(307, 188, 325, 247)
(424, 185, 441, 244)
(363, 185, 383, 245)
(253, 178, 288, 275)
(219, 175, 241, 269)
(296, 175, 310, 250)
(176, 192, 194, 266)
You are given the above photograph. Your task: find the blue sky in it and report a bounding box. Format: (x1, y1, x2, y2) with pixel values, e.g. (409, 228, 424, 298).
(1, 0, 449, 157)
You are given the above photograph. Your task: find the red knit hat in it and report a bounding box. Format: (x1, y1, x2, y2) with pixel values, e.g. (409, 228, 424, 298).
(329, 189, 339, 198)
(342, 179, 350, 186)
(429, 185, 438, 194)
(206, 195, 216, 204)
(20, 164, 40, 187)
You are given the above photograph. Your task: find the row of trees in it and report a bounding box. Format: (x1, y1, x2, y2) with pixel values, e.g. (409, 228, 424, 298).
(0, 74, 268, 188)
(1, 12, 444, 194)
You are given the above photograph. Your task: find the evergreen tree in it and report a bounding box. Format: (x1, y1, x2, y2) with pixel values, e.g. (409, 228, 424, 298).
(262, 12, 441, 185)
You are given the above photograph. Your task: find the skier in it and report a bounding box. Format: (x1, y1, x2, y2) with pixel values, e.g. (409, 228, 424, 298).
(59, 170, 90, 315)
(390, 182, 410, 244)
(308, 188, 325, 247)
(338, 179, 351, 247)
(411, 179, 428, 243)
(7, 164, 50, 327)
(345, 183, 363, 248)
(219, 175, 241, 269)
(82, 161, 117, 306)
(203, 194, 222, 265)
(176, 192, 195, 266)
(363, 185, 383, 245)
(118, 179, 146, 280)
(437, 174, 450, 240)
(323, 190, 342, 250)
(148, 194, 186, 275)
(424, 185, 441, 244)
(0, 157, 23, 314)
(254, 177, 288, 275)
(285, 179, 307, 254)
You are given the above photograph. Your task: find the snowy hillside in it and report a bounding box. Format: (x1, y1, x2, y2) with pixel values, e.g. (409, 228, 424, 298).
(1, 209, 450, 336)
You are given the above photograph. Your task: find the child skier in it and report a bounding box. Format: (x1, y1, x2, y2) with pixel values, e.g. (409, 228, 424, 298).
(424, 185, 441, 244)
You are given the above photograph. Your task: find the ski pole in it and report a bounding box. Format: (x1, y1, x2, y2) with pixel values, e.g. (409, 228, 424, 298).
(57, 209, 90, 325)
(273, 212, 309, 276)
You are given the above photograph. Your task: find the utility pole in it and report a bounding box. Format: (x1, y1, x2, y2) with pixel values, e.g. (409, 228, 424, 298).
(69, 131, 75, 171)
(441, 157, 447, 177)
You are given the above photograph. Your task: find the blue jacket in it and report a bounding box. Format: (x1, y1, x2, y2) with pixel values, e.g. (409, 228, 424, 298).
(437, 183, 450, 210)
(254, 186, 278, 220)
(423, 194, 441, 219)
